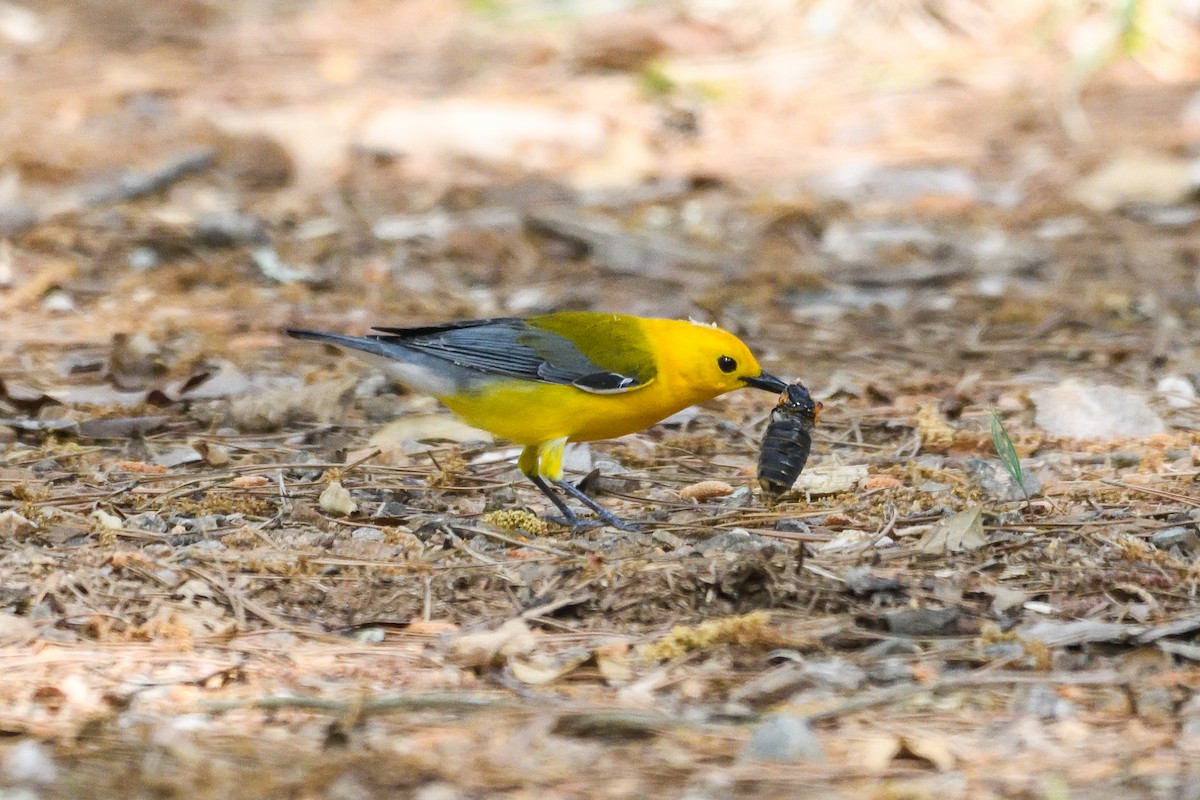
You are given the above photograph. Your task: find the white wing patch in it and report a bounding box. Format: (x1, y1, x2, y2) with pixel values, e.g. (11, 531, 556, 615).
(351, 351, 458, 396)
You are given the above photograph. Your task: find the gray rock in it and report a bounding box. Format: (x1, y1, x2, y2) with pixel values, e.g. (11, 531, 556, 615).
(124, 512, 168, 533)
(885, 606, 960, 637)
(966, 457, 1042, 502)
(866, 657, 913, 684)
(194, 211, 267, 247)
(843, 566, 903, 595)
(698, 530, 776, 555)
(740, 713, 824, 762)
(351, 527, 384, 542)
(1010, 684, 1074, 720)
(802, 657, 865, 691)
(1151, 526, 1199, 553)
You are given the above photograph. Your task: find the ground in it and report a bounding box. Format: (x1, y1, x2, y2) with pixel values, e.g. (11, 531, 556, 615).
(2, 1, 1200, 798)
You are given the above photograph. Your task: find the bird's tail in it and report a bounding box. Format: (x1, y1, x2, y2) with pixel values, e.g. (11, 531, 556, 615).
(285, 328, 461, 396)
(285, 329, 397, 359)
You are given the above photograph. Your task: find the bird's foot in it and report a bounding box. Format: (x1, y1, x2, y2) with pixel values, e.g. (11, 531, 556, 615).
(545, 513, 641, 533)
(594, 512, 641, 533)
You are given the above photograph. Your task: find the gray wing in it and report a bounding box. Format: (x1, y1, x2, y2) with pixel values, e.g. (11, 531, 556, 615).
(368, 319, 645, 393)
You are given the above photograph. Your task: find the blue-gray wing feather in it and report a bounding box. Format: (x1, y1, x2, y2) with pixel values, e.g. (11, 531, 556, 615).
(369, 319, 644, 392)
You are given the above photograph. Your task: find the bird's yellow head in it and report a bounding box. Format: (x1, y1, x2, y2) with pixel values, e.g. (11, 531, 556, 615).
(654, 319, 788, 401)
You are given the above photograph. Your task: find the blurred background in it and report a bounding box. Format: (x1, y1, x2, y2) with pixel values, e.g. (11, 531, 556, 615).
(5, 7, 1200, 795)
(4, 1, 1200, 337)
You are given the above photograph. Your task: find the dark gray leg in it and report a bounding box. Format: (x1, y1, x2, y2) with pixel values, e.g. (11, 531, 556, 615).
(528, 475, 587, 529)
(553, 479, 640, 532)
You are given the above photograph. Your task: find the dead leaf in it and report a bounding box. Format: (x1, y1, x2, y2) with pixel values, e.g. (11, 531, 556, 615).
(114, 460, 168, 474)
(861, 474, 904, 490)
(407, 618, 460, 635)
(369, 414, 493, 453)
(679, 480, 735, 501)
(445, 618, 538, 668)
(793, 464, 868, 495)
(0, 510, 36, 537)
(510, 652, 588, 685)
(229, 377, 355, 432)
(90, 510, 123, 529)
(107, 332, 166, 391)
(0, 377, 59, 414)
(979, 584, 1027, 614)
(229, 475, 270, 489)
(916, 507, 985, 553)
(899, 736, 956, 771)
(77, 415, 169, 439)
(884, 606, 961, 636)
(862, 734, 902, 772)
(192, 439, 231, 466)
(319, 481, 357, 516)
(0, 611, 35, 642)
(595, 641, 633, 683)
(1030, 380, 1165, 440)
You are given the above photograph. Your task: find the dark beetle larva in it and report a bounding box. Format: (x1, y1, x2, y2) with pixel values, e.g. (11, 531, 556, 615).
(758, 382, 822, 498)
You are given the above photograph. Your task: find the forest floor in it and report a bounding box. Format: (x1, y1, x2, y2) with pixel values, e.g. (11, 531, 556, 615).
(2, 2, 1200, 798)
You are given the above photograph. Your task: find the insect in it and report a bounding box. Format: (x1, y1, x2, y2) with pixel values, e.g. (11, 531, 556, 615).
(758, 382, 822, 498)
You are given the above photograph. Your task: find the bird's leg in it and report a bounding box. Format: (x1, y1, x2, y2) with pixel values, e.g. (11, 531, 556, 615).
(519, 442, 585, 529)
(527, 474, 586, 528)
(520, 439, 638, 532)
(552, 478, 640, 532)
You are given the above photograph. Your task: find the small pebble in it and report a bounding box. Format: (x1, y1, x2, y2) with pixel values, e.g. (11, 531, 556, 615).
(802, 657, 865, 691)
(41, 290, 74, 313)
(351, 527, 384, 542)
(866, 657, 914, 684)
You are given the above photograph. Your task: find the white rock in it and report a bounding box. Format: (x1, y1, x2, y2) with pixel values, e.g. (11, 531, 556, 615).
(0, 4, 46, 45)
(319, 481, 358, 516)
(3, 740, 57, 784)
(1156, 375, 1196, 409)
(0, 510, 35, 537)
(1071, 153, 1199, 212)
(561, 442, 593, 474)
(740, 713, 824, 762)
(1030, 380, 1165, 440)
(357, 101, 608, 173)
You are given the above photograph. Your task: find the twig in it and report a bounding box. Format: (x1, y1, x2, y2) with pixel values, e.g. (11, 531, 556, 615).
(71, 150, 216, 210)
(1102, 479, 1200, 508)
(804, 669, 1130, 723)
(198, 691, 524, 715)
(520, 594, 594, 621)
(452, 523, 571, 556)
(857, 502, 898, 554)
(186, 566, 292, 630)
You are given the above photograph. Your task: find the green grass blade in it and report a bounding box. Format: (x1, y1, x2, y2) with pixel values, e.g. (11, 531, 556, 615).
(989, 410, 1029, 506)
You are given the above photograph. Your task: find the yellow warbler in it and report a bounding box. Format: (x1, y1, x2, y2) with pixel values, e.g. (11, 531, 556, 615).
(288, 312, 789, 530)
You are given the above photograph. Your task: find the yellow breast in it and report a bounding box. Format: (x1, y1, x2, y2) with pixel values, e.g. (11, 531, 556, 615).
(439, 376, 711, 445)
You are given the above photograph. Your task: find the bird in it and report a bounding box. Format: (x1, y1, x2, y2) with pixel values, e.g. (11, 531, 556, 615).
(287, 312, 789, 531)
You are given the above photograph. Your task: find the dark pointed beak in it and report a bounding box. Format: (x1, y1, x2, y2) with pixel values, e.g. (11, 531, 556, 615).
(743, 371, 789, 394)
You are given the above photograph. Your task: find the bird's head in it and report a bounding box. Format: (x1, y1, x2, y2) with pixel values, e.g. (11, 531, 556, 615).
(666, 320, 787, 399)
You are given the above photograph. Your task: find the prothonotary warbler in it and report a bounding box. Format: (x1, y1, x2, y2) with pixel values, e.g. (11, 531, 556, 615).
(287, 312, 790, 530)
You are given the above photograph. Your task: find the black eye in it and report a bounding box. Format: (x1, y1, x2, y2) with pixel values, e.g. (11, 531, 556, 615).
(717, 355, 737, 373)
